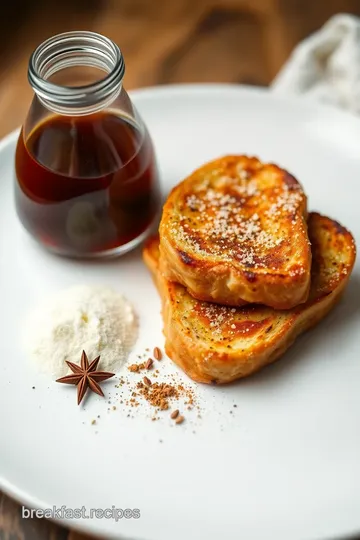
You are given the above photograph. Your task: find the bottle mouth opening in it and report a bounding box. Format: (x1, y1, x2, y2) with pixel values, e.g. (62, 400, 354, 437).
(28, 31, 125, 113)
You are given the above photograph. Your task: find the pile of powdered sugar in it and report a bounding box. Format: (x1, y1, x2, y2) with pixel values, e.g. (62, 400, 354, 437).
(24, 285, 138, 378)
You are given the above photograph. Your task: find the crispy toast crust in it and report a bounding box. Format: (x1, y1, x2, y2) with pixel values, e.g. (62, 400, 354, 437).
(159, 155, 311, 309)
(144, 213, 356, 384)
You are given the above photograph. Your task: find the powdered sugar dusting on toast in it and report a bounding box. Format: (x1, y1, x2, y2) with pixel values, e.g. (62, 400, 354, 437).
(170, 158, 307, 270)
(194, 301, 272, 341)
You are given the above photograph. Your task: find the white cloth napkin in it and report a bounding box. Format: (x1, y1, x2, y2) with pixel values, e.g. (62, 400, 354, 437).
(271, 13, 360, 114)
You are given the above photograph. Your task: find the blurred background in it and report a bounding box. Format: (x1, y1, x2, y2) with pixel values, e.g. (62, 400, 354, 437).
(1, 0, 360, 139)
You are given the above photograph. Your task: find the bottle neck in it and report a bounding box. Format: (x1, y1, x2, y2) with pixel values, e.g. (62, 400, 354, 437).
(28, 31, 125, 116)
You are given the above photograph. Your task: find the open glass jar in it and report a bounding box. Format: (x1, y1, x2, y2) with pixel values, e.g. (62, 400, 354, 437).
(15, 31, 161, 257)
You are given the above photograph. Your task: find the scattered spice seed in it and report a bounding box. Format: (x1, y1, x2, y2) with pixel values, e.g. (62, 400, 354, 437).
(175, 415, 185, 425)
(145, 358, 153, 369)
(128, 361, 148, 372)
(91, 419, 96, 425)
(32, 386, 35, 390)
(112, 406, 117, 410)
(153, 347, 162, 360)
(143, 376, 152, 387)
(128, 364, 140, 373)
(171, 409, 179, 419)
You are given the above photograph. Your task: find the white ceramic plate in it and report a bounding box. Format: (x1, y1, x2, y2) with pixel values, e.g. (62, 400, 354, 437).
(1, 85, 360, 540)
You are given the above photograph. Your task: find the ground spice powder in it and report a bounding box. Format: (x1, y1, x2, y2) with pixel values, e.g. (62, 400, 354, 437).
(136, 381, 179, 410)
(112, 347, 199, 423)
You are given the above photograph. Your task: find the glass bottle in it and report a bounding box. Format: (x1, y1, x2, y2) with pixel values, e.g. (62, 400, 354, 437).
(14, 31, 161, 258)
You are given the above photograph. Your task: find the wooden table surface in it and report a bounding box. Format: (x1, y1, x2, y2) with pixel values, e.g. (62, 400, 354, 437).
(1, 0, 360, 538)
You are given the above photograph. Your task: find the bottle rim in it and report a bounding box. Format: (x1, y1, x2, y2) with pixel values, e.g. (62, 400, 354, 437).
(28, 31, 125, 113)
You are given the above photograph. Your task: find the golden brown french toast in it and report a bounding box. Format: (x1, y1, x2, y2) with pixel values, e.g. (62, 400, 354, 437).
(144, 213, 356, 384)
(159, 155, 311, 309)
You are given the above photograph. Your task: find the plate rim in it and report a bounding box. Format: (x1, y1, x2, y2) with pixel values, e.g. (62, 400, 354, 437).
(3, 82, 360, 149)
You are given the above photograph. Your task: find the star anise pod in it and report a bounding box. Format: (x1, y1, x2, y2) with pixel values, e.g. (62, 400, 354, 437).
(56, 351, 115, 405)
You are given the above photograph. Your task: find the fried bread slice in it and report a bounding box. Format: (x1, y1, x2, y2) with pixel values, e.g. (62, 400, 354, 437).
(159, 155, 311, 309)
(144, 213, 356, 384)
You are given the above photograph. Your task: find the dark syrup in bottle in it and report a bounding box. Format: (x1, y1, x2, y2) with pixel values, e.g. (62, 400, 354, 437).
(15, 112, 160, 255)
